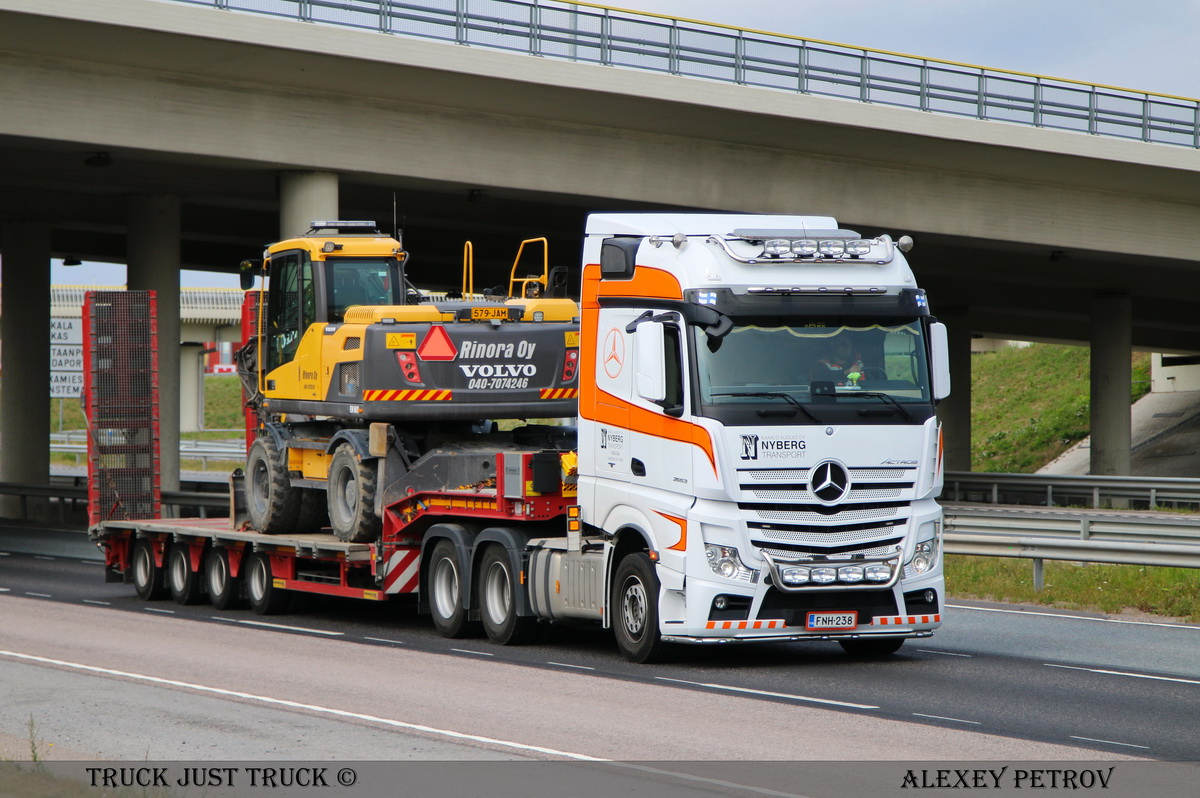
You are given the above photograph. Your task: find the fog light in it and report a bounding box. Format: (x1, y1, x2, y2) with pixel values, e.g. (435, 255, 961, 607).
(780, 567, 810, 585)
(811, 567, 837, 584)
(865, 564, 892, 582)
(838, 566, 864, 583)
(818, 240, 846, 257)
(714, 595, 729, 610)
(764, 239, 792, 256)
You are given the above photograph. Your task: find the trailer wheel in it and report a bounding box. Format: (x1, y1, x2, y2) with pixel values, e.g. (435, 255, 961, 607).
(168, 545, 205, 606)
(839, 637, 905, 657)
(327, 444, 380, 543)
(245, 552, 289, 615)
(478, 545, 539, 646)
(613, 552, 669, 663)
(205, 548, 244, 611)
(246, 437, 300, 533)
(427, 539, 474, 638)
(132, 539, 168, 601)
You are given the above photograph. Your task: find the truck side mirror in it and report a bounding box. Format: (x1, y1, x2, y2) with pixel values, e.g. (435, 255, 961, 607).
(239, 259, 261, 291)
(929, 321, 951, 401)
(634, 320, 667, 404)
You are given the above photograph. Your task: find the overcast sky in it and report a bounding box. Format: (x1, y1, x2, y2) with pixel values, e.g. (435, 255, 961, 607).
(614, 0, 1200, 98)
(50, 0, 1195, 288)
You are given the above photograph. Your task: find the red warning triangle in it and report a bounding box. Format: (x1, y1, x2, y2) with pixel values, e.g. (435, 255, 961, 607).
(417, 325, 458, 361)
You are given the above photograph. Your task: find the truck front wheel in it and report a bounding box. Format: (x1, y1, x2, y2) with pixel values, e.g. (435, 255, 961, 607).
(246, 437, 299, 533)
(327, 444, 380, 543)
(613, 552, 669, 663)
(478, 545, 539, 646)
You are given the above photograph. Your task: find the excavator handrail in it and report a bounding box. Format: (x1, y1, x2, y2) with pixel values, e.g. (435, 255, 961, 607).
(508, 237, 549, 299)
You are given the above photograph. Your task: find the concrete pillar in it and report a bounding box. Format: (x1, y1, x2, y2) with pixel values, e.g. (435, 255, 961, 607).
(279, 171, 339, 240)
(1089, 293, 1132, 476)
(0, 222, 52, 520)
(179, 342, 205, 433)
(936, 309, 972, 473)
(127, 195, 181, 493)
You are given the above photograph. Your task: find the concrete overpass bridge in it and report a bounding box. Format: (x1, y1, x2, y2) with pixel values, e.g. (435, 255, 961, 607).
(2, 0, 1200, 512)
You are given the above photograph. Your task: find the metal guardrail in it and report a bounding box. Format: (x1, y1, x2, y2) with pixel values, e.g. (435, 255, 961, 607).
(163, 0, 1200, 148)
(50, 434, 245, 468)
(942, 471, 1200, 510)
(942, 502, 1200, 589)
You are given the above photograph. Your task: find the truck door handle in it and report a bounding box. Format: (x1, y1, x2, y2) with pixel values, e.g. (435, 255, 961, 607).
(631, 458, 646, 477)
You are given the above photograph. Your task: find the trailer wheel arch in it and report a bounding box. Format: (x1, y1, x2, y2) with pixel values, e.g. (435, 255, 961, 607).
(473, 527, 537, 621)
(418, 523, 478, 617)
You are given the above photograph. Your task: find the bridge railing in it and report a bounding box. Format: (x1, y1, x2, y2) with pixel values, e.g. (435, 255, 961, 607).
(168, 0, 1200, 148)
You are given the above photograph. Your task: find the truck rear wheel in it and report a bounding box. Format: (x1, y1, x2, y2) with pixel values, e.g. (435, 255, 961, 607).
(246, 437, 300, 533)
(478, 545, 539, 646)
(613, 552, 669, 663)
(205, 547, 244, 610)
(327, 444, 380, 543)
(245, 552, 289, 615)
(132, 539, 167, 601)
(168, 545, 205, 606)
(427, 539, 475, 638)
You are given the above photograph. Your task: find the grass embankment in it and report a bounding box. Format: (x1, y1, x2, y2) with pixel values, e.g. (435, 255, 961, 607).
(948, 343, 1200, 621)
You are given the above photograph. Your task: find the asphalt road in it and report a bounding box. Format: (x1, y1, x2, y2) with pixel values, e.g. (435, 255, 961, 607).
(1, 527, 1197, 769)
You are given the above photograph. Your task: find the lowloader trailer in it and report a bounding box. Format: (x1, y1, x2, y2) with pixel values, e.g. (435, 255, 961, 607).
(91, 213, 950, 662)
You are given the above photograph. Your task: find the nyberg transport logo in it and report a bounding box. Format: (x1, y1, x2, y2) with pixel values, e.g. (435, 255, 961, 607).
(739, 435, 806, 461)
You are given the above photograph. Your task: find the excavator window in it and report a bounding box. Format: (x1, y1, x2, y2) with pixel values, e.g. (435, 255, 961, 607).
(327, 258, 400, 321)
(264, 252, 315, 372)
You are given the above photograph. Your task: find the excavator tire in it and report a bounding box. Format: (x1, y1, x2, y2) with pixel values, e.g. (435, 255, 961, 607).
(327, 443, 381, 543)
(246, 437, 300, 533)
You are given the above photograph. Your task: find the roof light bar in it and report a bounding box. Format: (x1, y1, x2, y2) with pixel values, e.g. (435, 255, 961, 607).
(707, 231, 905, 264)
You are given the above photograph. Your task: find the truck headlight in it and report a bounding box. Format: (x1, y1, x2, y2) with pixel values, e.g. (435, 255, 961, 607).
(907, 538, 940, 575)
(705, 545, 757, 583)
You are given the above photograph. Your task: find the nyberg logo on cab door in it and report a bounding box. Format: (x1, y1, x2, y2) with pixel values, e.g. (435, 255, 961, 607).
(739, 435, 806, 460)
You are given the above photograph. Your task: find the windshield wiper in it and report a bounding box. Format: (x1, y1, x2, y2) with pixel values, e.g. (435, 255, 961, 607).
(849, 391, 914, 421)
(709, 391, 821, 423)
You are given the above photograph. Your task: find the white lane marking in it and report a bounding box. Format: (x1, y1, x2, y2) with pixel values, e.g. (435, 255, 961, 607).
(82, 600, 111, 606)
(0, 587, 10, 593)
(547, 662, 595, 671)
(143, 608, 175, 614)
(0, 649, 605, 761)
(656, 677, 879, 710)
(234, 620, 343, 636)
(1070, 735, 1150, 750)
(24, 592, 51, 598)
(948, 603, 1199, 630)
(1045, 663, 1200, 686)
(363, 637, 406, 646)
(0, 552, 10, 556)
(912, 713, 981, 725)
(34, 556, 56, 561)
(451, 648, 494, 657)
(916, 649, 973, 657)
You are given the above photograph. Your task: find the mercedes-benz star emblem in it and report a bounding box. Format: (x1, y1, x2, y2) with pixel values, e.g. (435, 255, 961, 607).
(810, 461, 850, 504)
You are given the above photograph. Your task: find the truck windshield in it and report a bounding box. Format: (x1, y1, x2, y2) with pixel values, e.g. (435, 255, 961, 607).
(693, 319, 933, 417)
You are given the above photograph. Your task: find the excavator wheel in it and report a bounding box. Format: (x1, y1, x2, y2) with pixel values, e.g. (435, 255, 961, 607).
(246, 437, 300, 533)
(327, 443, 381, 543)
